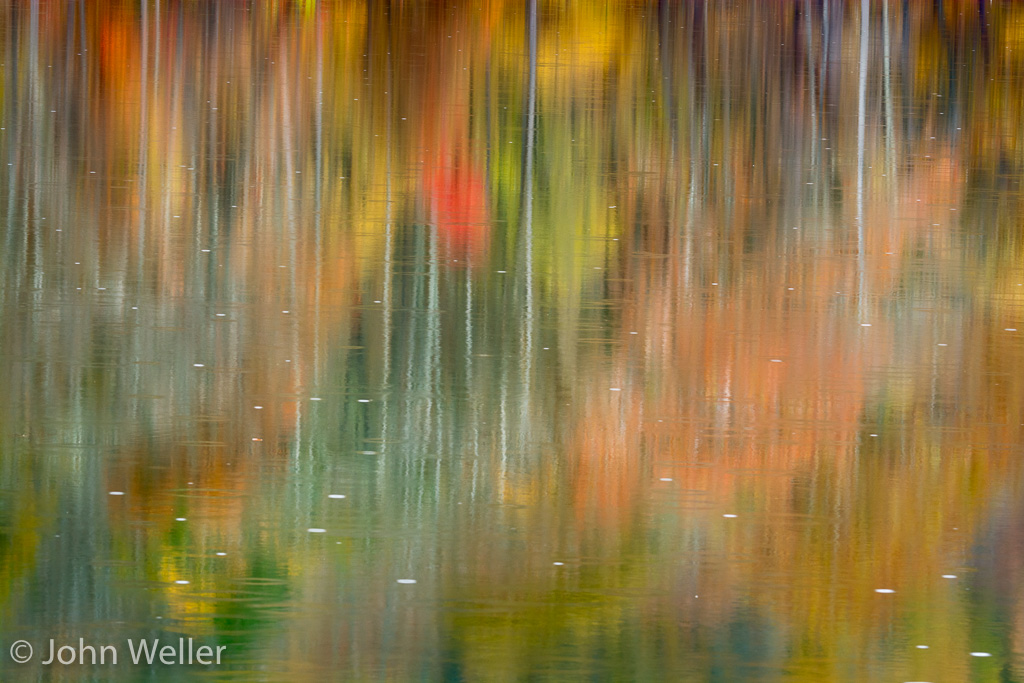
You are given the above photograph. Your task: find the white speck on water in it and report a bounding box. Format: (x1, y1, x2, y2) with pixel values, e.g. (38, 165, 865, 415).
(630, 331, 638, 335)
(109, 491, 124, 496)
(1005, 328, 1017, 332)
(357, 450, 378, 455)
(216, 313, 226, 317)
(916, 645, 929, 649)
(216, 552, 227, 556)
(610, 388, 621, 391)
(308, 528, 326, 533)
(282, 310, 290, 314)
(131, 307, 137, 310)
(193, 363, 204, 367)
(970, 652, 992, 657)
(937, 343, 947, 346)
(770, 359, 783, 363)
(397, 579, 417, 584)
(497, 270, 506, 273)
(175, 580, 190, 585)
(254, 406, 263, 410)
(659, 477, 673, 482)
(942, 574, 957, 579)
(875, 589, 895, 594)
(870, 434, 878, 437)
(176, 517, 186, 521)
(712, 282, 718, 286)
(861, 323, 872, 327)
(201, 249, 210, 253)
(311, 397, 322, 401)
(328, 494, 346, 499)
(374, 300, 381, 303)
(723, 514, 738, 518)
(358, 399, 371, 403)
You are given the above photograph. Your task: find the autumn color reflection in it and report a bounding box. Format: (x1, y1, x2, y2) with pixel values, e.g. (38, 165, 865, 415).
(1, 1, 1024, 681)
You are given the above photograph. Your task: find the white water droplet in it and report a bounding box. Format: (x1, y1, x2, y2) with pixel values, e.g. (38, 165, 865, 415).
(109, 491, 124, 496)
(328, 494, 346, 499)
(397, 579, 417, 584)
(308, 528, 326, 533)
(875, 589, 895, 594)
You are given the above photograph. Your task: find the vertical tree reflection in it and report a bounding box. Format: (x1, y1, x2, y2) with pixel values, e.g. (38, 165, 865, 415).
(0, 2, 1022, 681)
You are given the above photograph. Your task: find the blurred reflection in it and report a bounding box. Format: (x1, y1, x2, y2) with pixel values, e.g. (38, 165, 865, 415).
(1, 1, 1023, 681)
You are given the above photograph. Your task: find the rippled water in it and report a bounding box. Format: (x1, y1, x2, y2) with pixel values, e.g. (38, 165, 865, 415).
(2, 1, 1024, 681)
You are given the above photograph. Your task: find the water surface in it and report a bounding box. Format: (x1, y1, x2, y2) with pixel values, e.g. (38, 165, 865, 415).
(2, 1, 1024, 681)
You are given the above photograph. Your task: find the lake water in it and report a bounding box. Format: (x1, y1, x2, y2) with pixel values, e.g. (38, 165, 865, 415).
(1, 1, 1023, 681)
